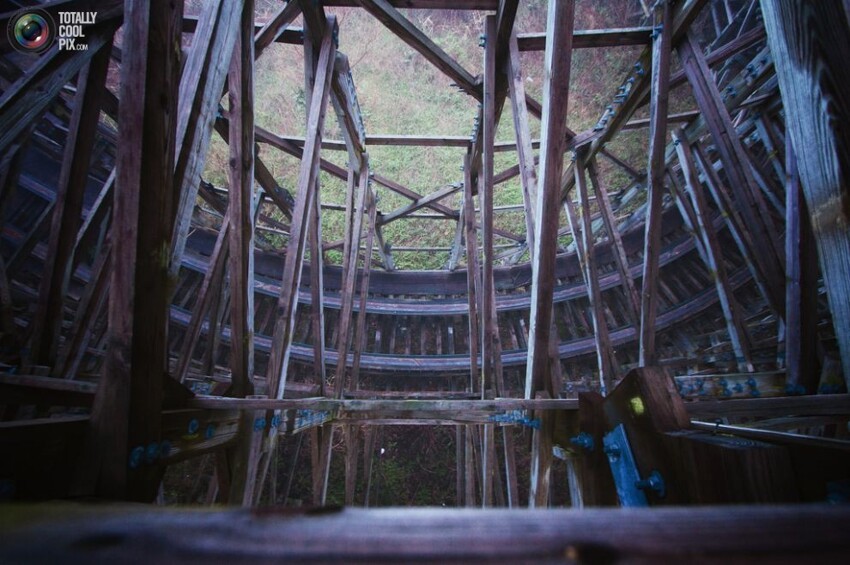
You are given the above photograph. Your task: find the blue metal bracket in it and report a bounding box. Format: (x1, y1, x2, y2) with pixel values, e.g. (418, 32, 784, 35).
(603, 424, 649, 507)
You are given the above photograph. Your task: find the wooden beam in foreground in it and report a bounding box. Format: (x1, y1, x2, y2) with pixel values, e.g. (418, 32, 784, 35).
(517, 26, 652, 51)
(762, 0, 850, 389)
(525, 0, 574, 400)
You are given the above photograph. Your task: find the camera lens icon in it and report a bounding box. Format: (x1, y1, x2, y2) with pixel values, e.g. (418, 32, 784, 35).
(8, 10, 55, 54)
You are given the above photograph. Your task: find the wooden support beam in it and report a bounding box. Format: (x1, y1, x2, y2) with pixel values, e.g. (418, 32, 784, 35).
(480, 14, 500, 398)
(507, 31, 538, 253)
(463, 156, 481, 394)
(529, 391, 553, 508)
(481, 424, 495, 507)
(638, 0, 672, 367)
(79, 0, 183, 501)
(344, 425, 359, 505)
(254, 0, 302, 58)
(464, 425, 477, 506)
(525, 0, 574, 400)
(350, 190, 378, 389)
(334, 163, 370, 399)
(762, 0, 850, 388)
(678, 31, 785, 317)
(227, 0, 256, 398)
(379, 183, 462, 226)
(264, 19, 337, 402)
(673, 129, 753, 372)
(673, 129, 754, 372)
(28, 43, 111, 369)
(370, 173, 457, 219)
(171, 0, 242, 277)
(516, 26, 653, 51)
(586, 158, 640, 326)
(355, 0, 480, 98)
(575, 153, 619, 393)
(783, 138, 819, 393)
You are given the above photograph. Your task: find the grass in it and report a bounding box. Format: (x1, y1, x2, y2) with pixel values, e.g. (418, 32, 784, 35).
(200, 0, 650, 271)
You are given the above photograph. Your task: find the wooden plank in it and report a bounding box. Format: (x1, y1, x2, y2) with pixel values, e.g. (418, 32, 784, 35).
(507, 31, 538, 254)
(4, 504, 850, 561)
(463, 156, 481, 394)
(481, 423, 495, 507)
(370, 173, 457, 218)
(379, 183, 462, 225)
(480, 14, 499, 398)
(189, 397, 579, 412)
(762, 0, 850, 388)
(334, 164, 370, 398)
(673, 128, 753, 372)
(227, 0, 256, 398)
(529, 391, 554, 507)
(350, 190, 378, 389)
(638, 0, 672, 367)
(586, 158, 640, 325)
(525, 0, 574, 400)
(517, 26, 652, 51)
(79, 0, 183, 501)
(330, 54, 366, 169)
(171, 0, 242, 277)
(355, 0, 479, 98)
(575, 153, 618, 393)
(264, 20, 337, 402)
(501, 427, 519, 508)
(28, 43, 111, 369)
(254, 0, 302, 58)
(344, 425, 359, 505)
(783, 138, 819, 393)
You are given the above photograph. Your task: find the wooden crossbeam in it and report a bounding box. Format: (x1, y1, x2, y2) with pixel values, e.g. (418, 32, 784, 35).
(516, 26, 653, 51)
(182, 16, 303, 48)
(371, 173, 457, 218)
(355, 0, 480, 98)
(379, 183, 462, 225)
(254, 0, 302, 58)
(350, 190, 379, 387)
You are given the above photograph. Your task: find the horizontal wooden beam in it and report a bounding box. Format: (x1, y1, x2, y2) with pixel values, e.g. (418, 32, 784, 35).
(517, 26, 652, 51)
(325, 0, 498, 7)
(182, 16, 303, 45)
(379, 183, 463, 225)
(4, 505, 849, 561)
(188, 396, 579, 412)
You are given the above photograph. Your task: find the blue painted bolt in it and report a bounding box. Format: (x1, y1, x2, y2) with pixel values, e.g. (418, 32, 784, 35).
(129, 446, 144, 469)
(570, 432, 595, 452)
(205, 423, 217, 439)
(187, 419, 200, 435)
(160, 440, 172, 458)
(145, 442, 159, 464)
(271, 415, 282, 429)
(603, 443, 621, 462)
(635, 470, 666, 498)
(254, 417, 267, 431)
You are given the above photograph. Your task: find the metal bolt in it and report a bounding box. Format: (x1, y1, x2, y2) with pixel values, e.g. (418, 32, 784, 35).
(254, 417, 267, 431)
(145, 442, 159, 464)
(160, 440, 172, 458)
(635, 470, 666, 498)
(187, 418, 200, 435)
(570, 432, 595, 452)
(129, 446, 144, 469)
(604, 443, 621, 462)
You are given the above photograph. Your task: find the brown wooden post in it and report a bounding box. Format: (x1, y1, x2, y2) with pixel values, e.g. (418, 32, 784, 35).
(762, 0, 850, 388)
(463, 155, 481, 394)
(525, 0, 575, 400)
(638, 0, 672, 367)
(78, 0, 183, 501)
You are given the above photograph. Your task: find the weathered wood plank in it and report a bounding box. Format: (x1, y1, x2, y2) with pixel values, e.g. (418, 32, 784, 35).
(79, 0, 183, 501)
(517, 26, 652, 51)
(638, 0, 672, 367)
(463, 156, 481, 394)
(525, 0, 574, 400)
(762, 0, 850, 388)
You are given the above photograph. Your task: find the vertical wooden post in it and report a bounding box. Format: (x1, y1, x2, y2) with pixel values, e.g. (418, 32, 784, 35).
(350, 188, 378, 389)
(463, 156, 481, 394)
(525, 0, 574, 400)
(80, 0, 183, 501)
(480, 15, 499, 398)
(227, 0, 256, 398)
(638, 0, 672, 367)
(501, 427, 519, 508)
(481, 423, 495, 507)
(345, 425, 359, 505)
(762, 0, 850, 388)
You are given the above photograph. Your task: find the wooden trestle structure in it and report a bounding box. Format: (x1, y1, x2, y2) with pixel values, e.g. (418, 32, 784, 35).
(2, 0, 850, 560)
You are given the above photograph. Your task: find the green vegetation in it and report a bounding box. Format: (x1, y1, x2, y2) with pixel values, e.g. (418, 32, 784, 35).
(200, 0, 648, 270)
